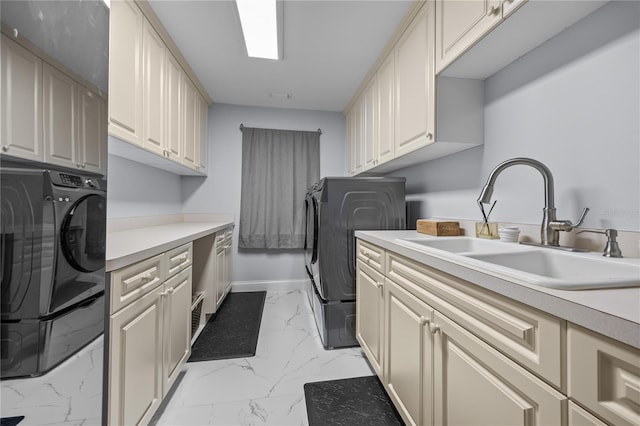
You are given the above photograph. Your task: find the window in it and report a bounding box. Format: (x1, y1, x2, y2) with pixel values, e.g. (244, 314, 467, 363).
(239, 126, 320, 249)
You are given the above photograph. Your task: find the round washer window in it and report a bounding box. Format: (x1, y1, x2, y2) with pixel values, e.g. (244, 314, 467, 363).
(61, 194, 106, 272)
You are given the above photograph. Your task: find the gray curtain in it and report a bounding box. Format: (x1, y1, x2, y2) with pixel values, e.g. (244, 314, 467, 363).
(239, 127, 320, 249)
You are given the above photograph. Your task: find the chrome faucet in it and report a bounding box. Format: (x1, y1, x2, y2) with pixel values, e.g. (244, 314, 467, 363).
(478, 158, 589, 247)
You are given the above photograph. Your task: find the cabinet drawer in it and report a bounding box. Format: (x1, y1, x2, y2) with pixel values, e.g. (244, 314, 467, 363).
(357, 240, 385, 273)
(568, 324, 640, 426)
(387, 252, 563, 388)
(166, 242, 192, 277)
(110, 254, 166, 314)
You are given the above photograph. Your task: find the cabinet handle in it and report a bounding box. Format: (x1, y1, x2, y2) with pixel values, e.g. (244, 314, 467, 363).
(429, 323, 441, 334)
(420, 316, 430, 326)
(141, 273, 154, 282)
(375, 281, 383, 289)
(426, 132, 433, 140)
(159, 289, 169, 297)
(2, 146, 8, 152)
(489, 5, 500, 16)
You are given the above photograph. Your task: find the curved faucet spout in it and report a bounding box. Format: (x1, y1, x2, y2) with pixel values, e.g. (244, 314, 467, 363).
(477, 157, 555, 209)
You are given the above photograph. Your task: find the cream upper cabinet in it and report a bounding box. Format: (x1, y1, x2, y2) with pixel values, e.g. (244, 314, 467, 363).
(356, 260, 385, 377)
(395, 3, 435, 157)
(109, 1, 209, 175)
(43, 64, 106, 174)
(165, 52, 182, 160)
(1, 35, 43, 161)
(78, 85, 107, 174)
(142, 19, 166, 156)
(376, 52, 395, 166)
(346, 98, 364, 176)
(43, 62, 78, 169)
(198, 94, 209, 174)
(362, 77, 378, 171)
(568, 324, 640, 426)
(384, 277, 434, 426)
(108, 0, 143, 146)
(432, 311, 566, 426)
(182, 75, 199, 170)
(435, 0, 529, 73)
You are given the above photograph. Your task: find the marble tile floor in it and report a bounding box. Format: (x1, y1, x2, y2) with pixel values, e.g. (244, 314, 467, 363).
(152, 289, 374, 426)
(0, 335, 104, 426)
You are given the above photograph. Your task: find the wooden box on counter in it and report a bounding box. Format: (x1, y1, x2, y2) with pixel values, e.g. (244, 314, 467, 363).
(416, 220, 460, 236)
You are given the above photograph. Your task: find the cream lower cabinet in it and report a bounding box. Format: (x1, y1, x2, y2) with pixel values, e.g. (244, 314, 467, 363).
(568, 324, 640, 426)
(356, 261, 385, 377)
(358, 239, 568, 426)
(384, 277, 434, 426)
(108, 244, 193, 426)
(215, 229, 233, 310)
(432, 311, 565, 425)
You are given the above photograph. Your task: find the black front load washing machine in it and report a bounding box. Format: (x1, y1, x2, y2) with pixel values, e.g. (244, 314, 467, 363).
(1, 160, 106, 378)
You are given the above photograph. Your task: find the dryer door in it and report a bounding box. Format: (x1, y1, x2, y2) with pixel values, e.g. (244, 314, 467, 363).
(60, 194, 106, 273)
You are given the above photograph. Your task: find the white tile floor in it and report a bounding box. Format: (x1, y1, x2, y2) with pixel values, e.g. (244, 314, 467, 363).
(152, 289, 374, 426)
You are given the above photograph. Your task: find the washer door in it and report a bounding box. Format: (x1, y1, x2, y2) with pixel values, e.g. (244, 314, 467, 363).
(61, 194, 106, 272)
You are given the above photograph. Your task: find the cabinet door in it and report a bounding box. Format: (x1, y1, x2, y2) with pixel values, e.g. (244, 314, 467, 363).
(142, 20, 165, 156)
(163, 267, 192, 396)
(568, 402, 608, 426)
(108, 284, 163, 426)
(568, 324, 640, 426)
(362, 77, 377, 170)
(356, 261, 385, 377)
(182, 76, 199, 170)
(346, 107, 357, 175)
(384, 278, 434, 426)
(108, 0, 143, 146)
(165, 52, 182, 161)
(353, 97, 364, 174)
(432, 311, 565, 426)
(78, 86, 106, 174)
(198, 95, 209, 174)
(1, 35, 43, 161)
(435, 0, 502, 73)
(224, 239, 233, 294)
(376, 52, 395, 165)
(395, 4, 435, 157)
(43, 62, 77, 169)
(215, 245, 225, 309)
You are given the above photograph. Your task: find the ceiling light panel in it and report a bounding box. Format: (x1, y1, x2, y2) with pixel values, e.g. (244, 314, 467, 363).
(236, 0, 280, 60)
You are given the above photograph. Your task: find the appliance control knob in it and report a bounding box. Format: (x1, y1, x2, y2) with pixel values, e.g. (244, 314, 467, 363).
(84, 178, 96, 188)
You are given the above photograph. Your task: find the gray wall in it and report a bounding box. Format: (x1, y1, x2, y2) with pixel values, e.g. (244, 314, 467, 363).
(393, 1, 640, 232)
(106, 154, 184, 219)
(181, 103, 347, 282)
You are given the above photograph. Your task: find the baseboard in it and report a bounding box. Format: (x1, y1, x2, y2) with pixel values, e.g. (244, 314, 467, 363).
(231, 279, 308, 293)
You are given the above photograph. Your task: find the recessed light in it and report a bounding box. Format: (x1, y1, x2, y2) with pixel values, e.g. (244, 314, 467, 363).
(235, 0, 282, 60)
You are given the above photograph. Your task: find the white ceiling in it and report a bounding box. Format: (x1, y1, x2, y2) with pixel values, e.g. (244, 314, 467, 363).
(148, 0, 413, 112)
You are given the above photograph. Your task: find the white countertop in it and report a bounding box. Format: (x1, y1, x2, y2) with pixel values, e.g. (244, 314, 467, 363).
(106, 221, 234, 272)
(356, 230, 640, 349)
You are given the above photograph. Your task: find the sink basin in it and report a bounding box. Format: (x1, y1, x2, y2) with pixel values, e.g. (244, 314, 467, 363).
(398, 237, 519, 254)
(395, 236, 640, 290)
(466, 250, 640, 290)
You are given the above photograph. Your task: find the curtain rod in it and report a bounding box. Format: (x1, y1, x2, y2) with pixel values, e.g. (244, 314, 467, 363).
(239, 124, 322, 135)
